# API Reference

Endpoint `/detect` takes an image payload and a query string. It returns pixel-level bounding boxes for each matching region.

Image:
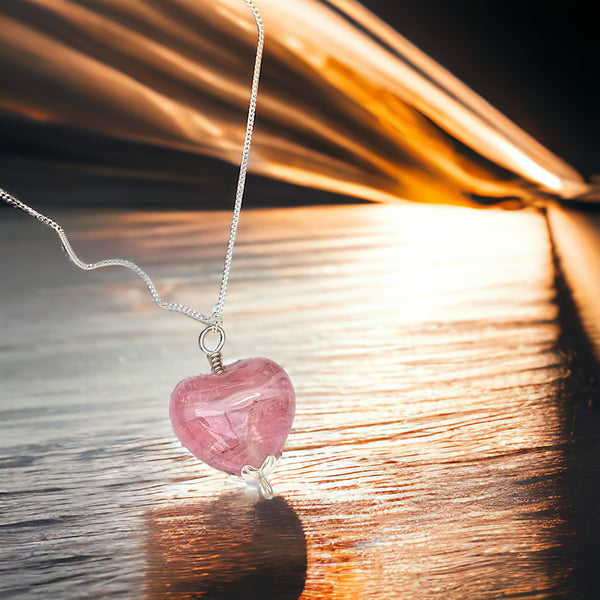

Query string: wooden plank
[1,202,599,599]
[548,204,600,363]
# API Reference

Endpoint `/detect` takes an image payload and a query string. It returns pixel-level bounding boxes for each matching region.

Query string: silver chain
[0,0,264,329]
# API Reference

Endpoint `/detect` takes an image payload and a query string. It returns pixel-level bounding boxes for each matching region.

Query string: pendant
[170,326,295,498]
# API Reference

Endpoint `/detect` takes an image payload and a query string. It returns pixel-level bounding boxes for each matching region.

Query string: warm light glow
[115,203,563,599]
[0,198,574,596]
[548,204,600,359]
[0,0,590,206]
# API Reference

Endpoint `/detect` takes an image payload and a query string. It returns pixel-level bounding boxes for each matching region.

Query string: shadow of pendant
[144,492,307,600]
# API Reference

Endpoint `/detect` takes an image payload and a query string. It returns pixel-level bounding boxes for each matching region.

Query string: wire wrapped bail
[199,325,226,374]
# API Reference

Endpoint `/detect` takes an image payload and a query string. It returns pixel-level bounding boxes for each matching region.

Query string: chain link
[0,0,264,328]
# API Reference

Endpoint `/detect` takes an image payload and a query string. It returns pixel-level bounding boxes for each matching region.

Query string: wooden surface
[1,202,599,599]
[548,204,600,364]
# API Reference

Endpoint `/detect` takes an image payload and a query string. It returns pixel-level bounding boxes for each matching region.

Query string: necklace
[0,0,295,500]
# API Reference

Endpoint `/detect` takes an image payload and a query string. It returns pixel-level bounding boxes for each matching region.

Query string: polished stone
[170,358,296,476]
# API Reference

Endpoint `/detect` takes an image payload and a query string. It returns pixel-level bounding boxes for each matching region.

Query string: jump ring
[199,325,226,354]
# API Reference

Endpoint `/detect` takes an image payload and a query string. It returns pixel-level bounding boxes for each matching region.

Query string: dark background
[363,0,599,179]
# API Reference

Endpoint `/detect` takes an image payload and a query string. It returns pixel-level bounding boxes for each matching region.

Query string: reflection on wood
[548,204,600,363]
[1,203,599,599]
[146,494,306,599]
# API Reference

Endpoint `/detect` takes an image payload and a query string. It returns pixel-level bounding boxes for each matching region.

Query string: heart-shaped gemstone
[170,358,295,476]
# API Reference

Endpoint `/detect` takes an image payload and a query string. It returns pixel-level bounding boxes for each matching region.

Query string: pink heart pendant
[169,358,295,477]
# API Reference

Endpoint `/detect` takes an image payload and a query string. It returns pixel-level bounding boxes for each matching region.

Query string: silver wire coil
[207,351,225,374]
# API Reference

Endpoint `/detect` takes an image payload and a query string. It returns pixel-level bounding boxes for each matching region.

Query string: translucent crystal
[170,358,295,476]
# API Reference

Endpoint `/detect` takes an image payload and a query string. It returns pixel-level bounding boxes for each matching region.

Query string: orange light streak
[0,0,592,206]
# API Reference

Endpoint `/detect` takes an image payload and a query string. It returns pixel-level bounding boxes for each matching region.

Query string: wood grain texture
[1,203,599,599]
